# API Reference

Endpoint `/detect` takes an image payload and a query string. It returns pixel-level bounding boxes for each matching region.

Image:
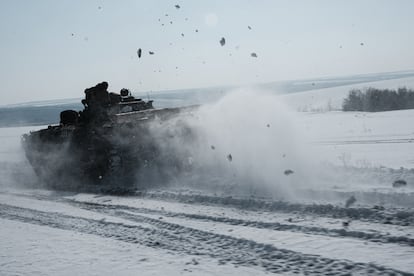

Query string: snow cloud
[155,88,316,199]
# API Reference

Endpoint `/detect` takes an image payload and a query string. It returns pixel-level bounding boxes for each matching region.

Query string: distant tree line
[342,87,414,112]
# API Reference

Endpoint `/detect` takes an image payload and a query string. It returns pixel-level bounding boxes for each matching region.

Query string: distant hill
[0,102,83,127]
[1,70,414,127]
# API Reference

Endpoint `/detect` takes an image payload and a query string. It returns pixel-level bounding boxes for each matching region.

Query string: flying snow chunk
[284,169,294,176]
[251,52,258,58]
[149,51,155,55]
[227,154,232,162]
[175,4,180,9]
[220,37,226,46]
[137,48,142,58]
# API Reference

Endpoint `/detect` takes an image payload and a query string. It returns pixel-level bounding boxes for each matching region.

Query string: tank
[21,82,197,193]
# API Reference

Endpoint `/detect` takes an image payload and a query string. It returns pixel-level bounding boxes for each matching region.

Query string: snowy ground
[0,186,413,275]
[1,78,414,275]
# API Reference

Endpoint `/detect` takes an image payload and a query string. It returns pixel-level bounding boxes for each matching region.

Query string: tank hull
[22,105,198,193]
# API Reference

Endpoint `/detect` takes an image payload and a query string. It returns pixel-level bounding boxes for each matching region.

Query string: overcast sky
[1,0,414,105]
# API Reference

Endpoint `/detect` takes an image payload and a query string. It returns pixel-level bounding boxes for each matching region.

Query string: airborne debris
[360,42,364,46]
[266,124,270,128]
[149,51,155,55]
[342,220,351,227]
[227,154,232,162]
[345,195,356,208]
[220,37,226,46]
[174,4,180,9]
[284,169,294,176]
[248,26,252,30]
[210,145,215,150]
[181,33,185,37]
[393,179,407,188]
[137,48,142,58]
[250,52,258,58]
[195,29,199,32]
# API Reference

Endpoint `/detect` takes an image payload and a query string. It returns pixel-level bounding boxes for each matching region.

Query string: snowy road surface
[1,189,413,275]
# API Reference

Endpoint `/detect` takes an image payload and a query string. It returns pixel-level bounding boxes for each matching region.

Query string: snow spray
[153,88,316,199]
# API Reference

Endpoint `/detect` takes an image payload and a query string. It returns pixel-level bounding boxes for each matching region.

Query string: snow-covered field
[1,78,414,275]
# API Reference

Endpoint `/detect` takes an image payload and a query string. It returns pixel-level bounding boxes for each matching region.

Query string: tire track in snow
[118,209,414,273]
[76,200,414,247]
[0,203,411,276]
[315,138,414,145]
[2,190,414,247]
[136,191,414,226]
[4,189,414,227]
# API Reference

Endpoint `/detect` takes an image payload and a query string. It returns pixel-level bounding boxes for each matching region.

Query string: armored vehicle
[22,82,197,193]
